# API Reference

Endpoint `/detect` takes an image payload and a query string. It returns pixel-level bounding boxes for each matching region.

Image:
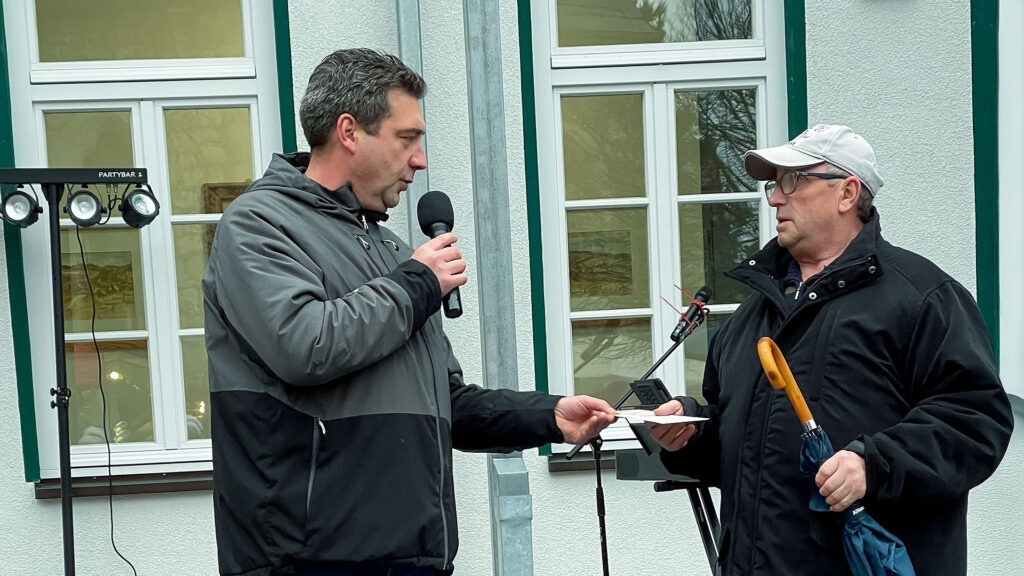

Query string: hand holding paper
[643,399,701,452]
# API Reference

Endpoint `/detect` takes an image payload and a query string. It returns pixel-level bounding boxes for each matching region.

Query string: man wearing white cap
[649,124,1013,574]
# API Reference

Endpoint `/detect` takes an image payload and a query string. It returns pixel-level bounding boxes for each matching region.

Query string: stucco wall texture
[0,1,1019,575]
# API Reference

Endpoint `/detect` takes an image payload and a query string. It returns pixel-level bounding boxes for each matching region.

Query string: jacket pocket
[305,417,325,516]
[803,305,840,402]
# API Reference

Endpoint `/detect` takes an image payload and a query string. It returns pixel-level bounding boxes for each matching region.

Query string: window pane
[676,88,757,195]
[568,208,649,311]
[66,340,153,445]
[181,335,211,440]
[60,228,146,333]
[681,313,727,403]
[45,111,140,220]
[572,318,652,404]
[562,94,645,200]
[174,224,217,329]
[35,0,244,62]
[165,107,254,215]
[679,201,758,304]
[45,110,134,168]
[557,0,752,48]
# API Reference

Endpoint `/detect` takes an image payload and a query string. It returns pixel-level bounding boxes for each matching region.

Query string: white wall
[805,1,1024,574]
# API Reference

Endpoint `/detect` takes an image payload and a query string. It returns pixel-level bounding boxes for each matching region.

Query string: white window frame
[4,0,282,478]
[998,0,1023,400]
[25,0,257,83]
[532,0,789,453]
[546,0,768,68]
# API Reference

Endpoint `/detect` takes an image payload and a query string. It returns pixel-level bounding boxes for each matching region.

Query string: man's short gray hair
[299,48,426,148]
[825,163,873,223]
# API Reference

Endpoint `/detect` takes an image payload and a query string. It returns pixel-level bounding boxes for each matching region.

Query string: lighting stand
[0,168,151,576]
[43,182,76,576]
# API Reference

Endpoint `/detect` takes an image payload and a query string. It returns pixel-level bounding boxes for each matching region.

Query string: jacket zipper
[741,255,874,570]
[362,212,451,568]
[306,417,325,515]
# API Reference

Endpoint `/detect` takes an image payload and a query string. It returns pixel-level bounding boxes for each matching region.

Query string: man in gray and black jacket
[202,48,616,576]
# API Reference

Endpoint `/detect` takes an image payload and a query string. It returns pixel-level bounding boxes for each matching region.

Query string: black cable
[75,225,138,576]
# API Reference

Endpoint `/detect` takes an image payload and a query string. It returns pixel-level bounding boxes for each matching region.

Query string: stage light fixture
[1,186,42,228]
[119,185,160,229]
[64,186,104,226]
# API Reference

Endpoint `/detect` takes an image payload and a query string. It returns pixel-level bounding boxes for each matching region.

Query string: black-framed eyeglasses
[764,171,848,200]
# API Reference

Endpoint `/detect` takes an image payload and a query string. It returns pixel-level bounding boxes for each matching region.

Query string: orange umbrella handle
[757,337,815,428]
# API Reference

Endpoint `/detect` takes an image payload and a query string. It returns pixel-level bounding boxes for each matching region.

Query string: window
[4,0,283,478]
[529,0,789,452]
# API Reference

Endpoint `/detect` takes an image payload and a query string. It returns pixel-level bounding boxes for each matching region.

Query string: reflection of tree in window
[699,88,758,303]
[677,86,759,304]
[557,0,752,47]
[695,0,752,42]
[697,88,757,194]
[572,318,652,404]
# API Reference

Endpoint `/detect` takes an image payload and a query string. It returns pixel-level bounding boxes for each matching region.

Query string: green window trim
[518,0,808,456]
[784,0,807,138]
[0,2,297,482]
[518,0,551,454]
[273,0,298,154]
[0,4,42,483]
[971,0,999,357]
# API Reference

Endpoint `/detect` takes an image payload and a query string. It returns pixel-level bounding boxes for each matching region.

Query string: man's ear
[837,177,861,215]
[337,114,359,153]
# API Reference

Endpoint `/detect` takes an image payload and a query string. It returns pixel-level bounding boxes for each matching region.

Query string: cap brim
[743,145,825,181]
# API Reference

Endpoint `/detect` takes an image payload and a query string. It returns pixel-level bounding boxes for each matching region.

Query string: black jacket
[662,210,1013,575]
[203,153,564,576]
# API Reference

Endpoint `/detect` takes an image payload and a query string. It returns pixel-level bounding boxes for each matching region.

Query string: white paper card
[615,409,709,425]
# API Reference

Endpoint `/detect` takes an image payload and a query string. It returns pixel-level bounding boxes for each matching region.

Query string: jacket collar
[271,153,391,223]
[729,208,885,309]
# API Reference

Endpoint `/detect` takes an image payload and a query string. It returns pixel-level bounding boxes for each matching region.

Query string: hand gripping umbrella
[756,337,915,576]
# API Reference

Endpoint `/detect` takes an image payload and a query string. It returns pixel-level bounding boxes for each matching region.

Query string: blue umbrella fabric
[798,427,915,575]
[757,337,916,576]
[798,427,835,512]
[842,505,916,576]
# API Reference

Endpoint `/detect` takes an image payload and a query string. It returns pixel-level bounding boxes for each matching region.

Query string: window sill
[34,470,212,499]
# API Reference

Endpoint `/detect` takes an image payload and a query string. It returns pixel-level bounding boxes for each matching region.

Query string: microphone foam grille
[417,190,454,236]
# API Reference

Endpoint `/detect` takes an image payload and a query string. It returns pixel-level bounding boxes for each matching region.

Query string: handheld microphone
[670,286,711,342]
[416,190,463,319]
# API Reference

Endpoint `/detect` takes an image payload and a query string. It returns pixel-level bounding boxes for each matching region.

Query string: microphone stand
[568,310,706,576]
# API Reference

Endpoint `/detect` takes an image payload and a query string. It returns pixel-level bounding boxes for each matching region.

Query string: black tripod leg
[699,486,722,553]
[687,487,718,575]
[592,438,610,576]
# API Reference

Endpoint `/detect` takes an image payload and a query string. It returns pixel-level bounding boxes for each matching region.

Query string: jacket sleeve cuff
[843,439,866,457]
[386,259,441,332]
[675,395,701,416]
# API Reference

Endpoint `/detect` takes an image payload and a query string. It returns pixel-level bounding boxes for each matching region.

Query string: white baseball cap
[743,124,884,194]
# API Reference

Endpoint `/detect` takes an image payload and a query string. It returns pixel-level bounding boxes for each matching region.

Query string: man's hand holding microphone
[411,232,467,298]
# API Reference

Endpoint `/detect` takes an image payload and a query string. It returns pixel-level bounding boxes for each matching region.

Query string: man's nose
[410,145,427,170]
[766,186,786,207]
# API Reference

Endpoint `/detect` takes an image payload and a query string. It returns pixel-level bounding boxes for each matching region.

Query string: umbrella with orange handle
[757,337,915,576]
